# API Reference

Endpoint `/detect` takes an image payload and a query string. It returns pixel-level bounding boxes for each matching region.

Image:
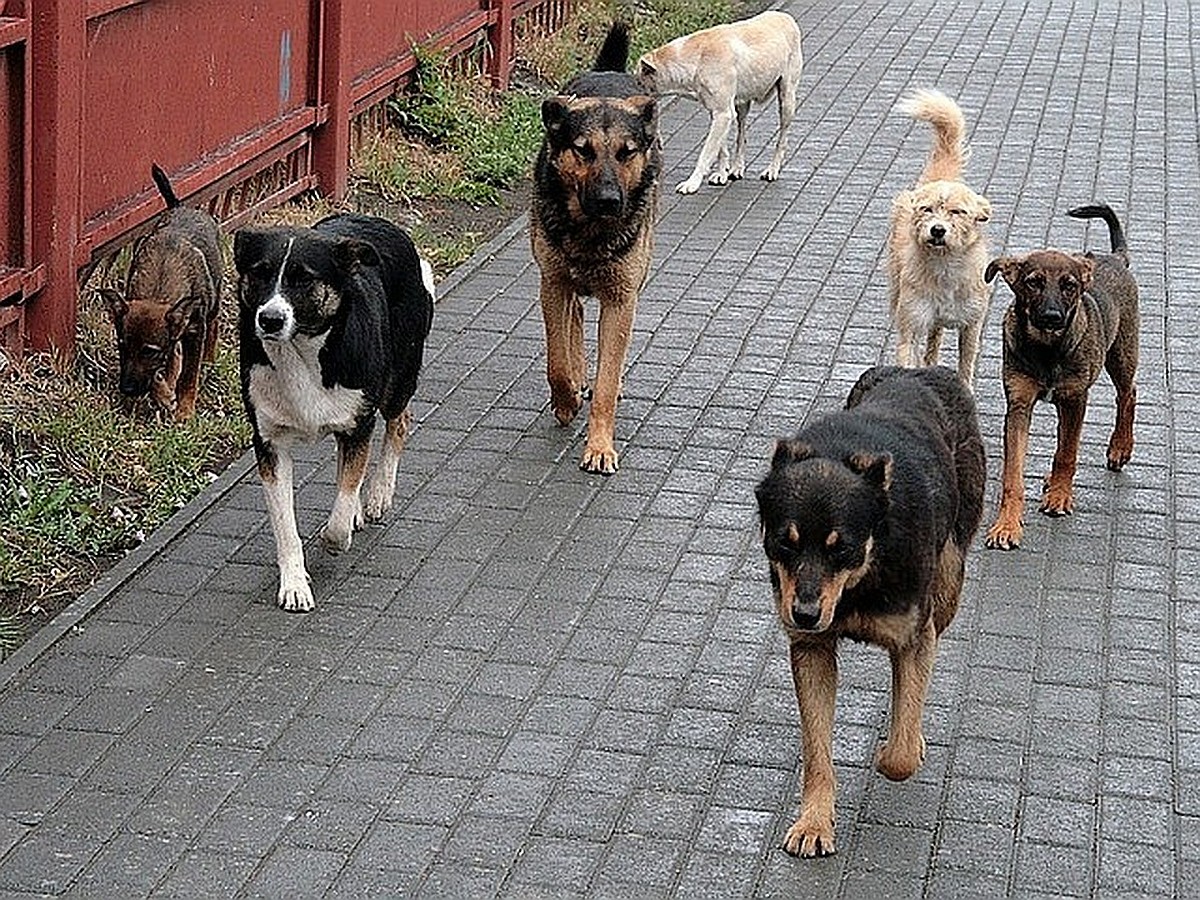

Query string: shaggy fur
[886,89,992,388]
[531,22,661,474]
[637,10,803,194]
[983,203,1139,550]
[756,365,985,858]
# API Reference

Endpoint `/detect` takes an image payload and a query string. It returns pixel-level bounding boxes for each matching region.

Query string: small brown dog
[531,22,660,474]
[102,164,223,421]
[887,89,992,388]
[984,204,1139,550]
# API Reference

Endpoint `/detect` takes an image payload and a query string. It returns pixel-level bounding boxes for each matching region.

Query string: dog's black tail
[150,162,181,209]
[593,21,630,73]
[1067,203,1127,256]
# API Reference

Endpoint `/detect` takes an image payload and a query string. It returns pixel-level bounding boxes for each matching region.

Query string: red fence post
[312,0,350,201]
[487,0,514,89]
[27,0,85,356]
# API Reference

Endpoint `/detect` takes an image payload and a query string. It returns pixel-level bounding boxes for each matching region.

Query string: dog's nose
[1036,308,1066,330]
[789,601,823,632]
[929,224,946,241]
[257,311,287,335]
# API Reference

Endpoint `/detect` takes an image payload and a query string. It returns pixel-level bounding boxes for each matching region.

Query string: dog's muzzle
[926,224,947,247]
[255,296,295,342]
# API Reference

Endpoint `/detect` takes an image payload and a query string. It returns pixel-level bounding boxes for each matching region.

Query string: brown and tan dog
[984,204,1139,550]
[102,163,223,421]
[531,22,660,474]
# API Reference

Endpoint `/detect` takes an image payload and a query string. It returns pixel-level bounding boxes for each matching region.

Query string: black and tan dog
[755,365,985,858]
[234,213,434,612]
[531,21,660,474]
[102,163,223,421]
[984,204,1139,550]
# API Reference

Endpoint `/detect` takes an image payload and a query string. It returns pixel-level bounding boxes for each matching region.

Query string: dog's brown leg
[203,311,219,363]
[930,538,965,636]
[320,430,369,553]
[922,326,944,367]
[783,639,838,858]
[1042,392,1086,516]
[173,335,203,422]
[1105,342,1138,470]
[877,617,936,781]
[540,272,584,426]
[581,294,635,474]
[364,406,412,521]
[986,374,1039,549]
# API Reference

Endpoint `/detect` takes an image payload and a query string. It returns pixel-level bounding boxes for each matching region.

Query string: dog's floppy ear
[333,237,381,273]
[166,294,198,341]
[233,228,268,274]
[100,288,128,323]
[771,439,815,468]
[974,195,992,223]
[845,451,893,491]
[985,255,1021,285]
[891,189,915,215]
[1073,254,1096,291]
[636,56,658,91]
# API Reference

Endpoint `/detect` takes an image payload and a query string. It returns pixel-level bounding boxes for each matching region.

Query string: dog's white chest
[249,335,365,442]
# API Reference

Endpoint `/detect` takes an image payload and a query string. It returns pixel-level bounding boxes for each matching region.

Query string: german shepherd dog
[234,214,434,612]
[531,21,660,474]
[755,366,985,857]
[102,163,223,420]
[984,203,1139,549]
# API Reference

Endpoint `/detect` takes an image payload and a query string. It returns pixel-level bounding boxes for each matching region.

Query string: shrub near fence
[0,0,570,360]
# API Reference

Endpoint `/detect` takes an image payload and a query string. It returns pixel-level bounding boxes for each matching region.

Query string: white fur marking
[250,332,366,443]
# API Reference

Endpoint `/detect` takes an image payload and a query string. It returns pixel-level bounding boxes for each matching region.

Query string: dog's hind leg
[679,104,734,194]
[784,640,838,857]
[364,406,412,521]
[762,76,796,182]
[259,444,313,612]
[876,617,936,781]
[922,326,944,368]
[1105,342,1137,471]
[728,100,751,181]
[321,428,370,553]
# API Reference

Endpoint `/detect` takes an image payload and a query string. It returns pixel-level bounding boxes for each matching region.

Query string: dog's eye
[571,142,595,162]
[1023,273,1045,289]
[919,205,934,214]
[949,208,966,216]
[1060,277,1078,293]
[140,346,162,361]
[285,268,313,287]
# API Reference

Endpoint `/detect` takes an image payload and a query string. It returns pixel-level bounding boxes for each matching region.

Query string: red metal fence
[0,0,569,358]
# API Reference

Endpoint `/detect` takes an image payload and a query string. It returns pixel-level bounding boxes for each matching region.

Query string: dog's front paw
[759,166,781,182]
[550,383,584,426]
[363,481,394,522]
[782,812,836,858]
[1106,440,1133,471]
[320,497,362,553]
[277,576,314,613]
[876,734,925,782]
[708,169,730,186]
[675,178,702,195]
[580,443,619,475]
[985,517,1023,550]
[1039,482,1074,517]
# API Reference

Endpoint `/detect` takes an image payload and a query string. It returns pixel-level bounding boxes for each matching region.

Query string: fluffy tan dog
[886,89,992,388]
[637,11,803,194]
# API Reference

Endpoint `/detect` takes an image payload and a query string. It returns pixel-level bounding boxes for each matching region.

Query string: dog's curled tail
[150,162,181,209]
[593,21,631,73]
[897,89,968,184]
[1067,203,1128,258]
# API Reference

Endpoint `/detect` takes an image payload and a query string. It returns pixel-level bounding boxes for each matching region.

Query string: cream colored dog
[637,11,803,194]
[886,89,992,388]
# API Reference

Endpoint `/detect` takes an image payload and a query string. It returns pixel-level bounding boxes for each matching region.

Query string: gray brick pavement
[1,0,1196,896]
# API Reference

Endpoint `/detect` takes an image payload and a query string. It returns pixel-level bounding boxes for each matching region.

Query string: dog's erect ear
[636,57,658,91]
[333,237,381,273]
[627,95,658,132]
[100,288,128,323]
[542,96,572,140]
[845,451,893,491]
[985,255,1021,285]
[771,439,815,469]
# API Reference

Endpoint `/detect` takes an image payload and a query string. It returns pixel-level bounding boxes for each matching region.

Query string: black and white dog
[234,213,434,612]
